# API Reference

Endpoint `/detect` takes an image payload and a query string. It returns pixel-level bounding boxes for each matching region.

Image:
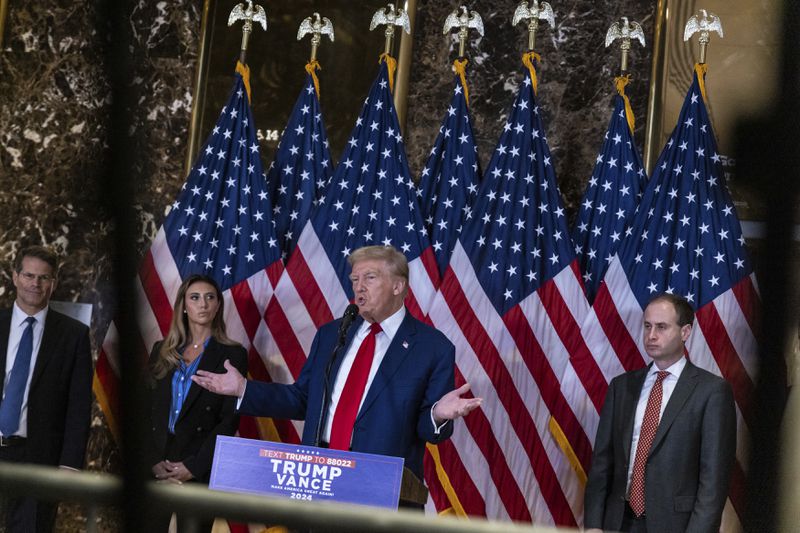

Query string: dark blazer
[146,338,247,482]
[0,307,93,469]
[240,310,455,480]
[584,360,736,533]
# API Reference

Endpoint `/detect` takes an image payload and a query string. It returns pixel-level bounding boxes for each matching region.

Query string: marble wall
[405,0,657,221]
[0,0,199,530]
[0,0,654,530]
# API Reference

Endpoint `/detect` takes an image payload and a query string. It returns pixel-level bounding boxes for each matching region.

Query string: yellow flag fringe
[522,51,542,95]
[614,74,636,133]
[235,61,252,103]
[379,53,397,93]
[426,443,468,516]
[305,60,322,98]
[549,416,588,486]
[695,62,709,103]
[453,58,470,107]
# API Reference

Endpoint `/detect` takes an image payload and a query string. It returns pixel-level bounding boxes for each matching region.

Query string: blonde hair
[150,274,238,379]
[348,245,409,281]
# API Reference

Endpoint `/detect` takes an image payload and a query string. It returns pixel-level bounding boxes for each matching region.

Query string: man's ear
[393,278,407,296]
[680,323,692,342]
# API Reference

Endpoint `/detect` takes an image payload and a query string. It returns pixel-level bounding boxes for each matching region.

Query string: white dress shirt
[2,303,49,437]
[626,357,687,493]
[237,306,448,442]
[322,306,406,442]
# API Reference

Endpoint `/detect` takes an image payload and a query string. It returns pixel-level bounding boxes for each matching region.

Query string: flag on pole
[93,63,284,441]
[265,55,441,442]
[265,65,333,261]
[427,53,591,526]
[572,77,647,303]
[577,64,758,532]
[417,59,480,277]
[415,59,484,516]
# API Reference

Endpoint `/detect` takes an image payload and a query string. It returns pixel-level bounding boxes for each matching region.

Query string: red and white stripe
[426,241,594,526]
[95,227,292,442]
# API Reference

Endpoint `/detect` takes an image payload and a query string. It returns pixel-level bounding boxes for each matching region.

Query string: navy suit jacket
[584,360,736,533]
[240,310,455,479]
[146,339,247,482]
[0,307,92,469]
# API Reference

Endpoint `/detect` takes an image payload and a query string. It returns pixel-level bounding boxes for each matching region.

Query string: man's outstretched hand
[192,359,246,398]
[433,383,482,424]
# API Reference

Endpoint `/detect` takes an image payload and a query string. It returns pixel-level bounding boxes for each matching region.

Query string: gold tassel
[522,51,542,95]
[695,62,709,103]
[235,61,252,103]
[453,58,470,107]
[614,74,636,134]
[379,53,397,93]
[305,60,322,98]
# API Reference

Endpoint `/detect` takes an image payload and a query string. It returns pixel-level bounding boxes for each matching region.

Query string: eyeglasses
[19,272,55,283]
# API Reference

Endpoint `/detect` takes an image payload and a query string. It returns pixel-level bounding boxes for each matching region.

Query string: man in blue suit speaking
[193,245,480,491]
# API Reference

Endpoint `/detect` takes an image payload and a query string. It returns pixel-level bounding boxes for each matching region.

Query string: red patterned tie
[629,370,670,517]
[329,322,382,450]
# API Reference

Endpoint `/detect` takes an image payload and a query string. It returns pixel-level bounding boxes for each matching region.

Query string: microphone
[337,303,360,341]
[315,303,360,447]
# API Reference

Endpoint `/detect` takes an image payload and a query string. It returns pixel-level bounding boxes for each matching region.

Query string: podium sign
[210,436,405,509]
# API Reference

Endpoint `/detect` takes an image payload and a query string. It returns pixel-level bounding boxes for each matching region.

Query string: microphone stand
[313,308,357,447]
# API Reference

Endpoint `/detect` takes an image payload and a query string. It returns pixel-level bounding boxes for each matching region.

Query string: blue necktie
[0,316,36,436]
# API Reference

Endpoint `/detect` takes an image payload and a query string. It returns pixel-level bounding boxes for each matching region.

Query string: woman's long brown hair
[150,274,238,379]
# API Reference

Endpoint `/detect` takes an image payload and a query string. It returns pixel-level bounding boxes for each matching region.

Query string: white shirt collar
[359,305,405,340]
[648,356,687,379]
[11,302,48,328]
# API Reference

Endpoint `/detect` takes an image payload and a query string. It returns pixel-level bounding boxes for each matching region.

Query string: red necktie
[329,322,382,450]
[629,370,669,517]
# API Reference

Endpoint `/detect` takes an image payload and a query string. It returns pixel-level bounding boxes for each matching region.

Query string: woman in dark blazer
[145,274,247,529]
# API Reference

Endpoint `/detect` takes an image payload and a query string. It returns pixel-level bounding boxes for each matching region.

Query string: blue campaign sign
[209,436,405,509]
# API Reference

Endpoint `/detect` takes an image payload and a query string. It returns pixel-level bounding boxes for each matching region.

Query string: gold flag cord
[695,62,709,103]
[305,59,322,98]
[614,74,636,134]
[521,51,542,95]
[235,61,252,103]
[549,416,588,486]
[379,53,398,93]
[453,58,470,107]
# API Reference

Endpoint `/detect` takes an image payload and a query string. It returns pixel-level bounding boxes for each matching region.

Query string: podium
[210,436,426,509]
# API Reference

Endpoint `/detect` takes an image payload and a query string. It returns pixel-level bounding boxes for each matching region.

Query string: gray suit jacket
[584,360,736,533]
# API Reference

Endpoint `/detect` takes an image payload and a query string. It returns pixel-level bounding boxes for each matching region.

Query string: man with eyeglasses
[0,246,92,532]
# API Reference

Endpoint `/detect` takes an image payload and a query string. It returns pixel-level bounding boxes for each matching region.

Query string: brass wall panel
[187,1,414,173]
[0,0,7,50]
[645,0,782,221]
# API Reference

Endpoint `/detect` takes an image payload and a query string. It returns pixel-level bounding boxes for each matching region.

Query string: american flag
[571,89,647,303]
[266,57,440,442]
[417,69,480,277]
[415,65,484,515]
[576,66,758,532]
[426,61,591,525]
[265,71,333,261]
[94,63,284,442]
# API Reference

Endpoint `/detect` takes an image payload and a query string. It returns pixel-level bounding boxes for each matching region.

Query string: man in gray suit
[584,293,736,533]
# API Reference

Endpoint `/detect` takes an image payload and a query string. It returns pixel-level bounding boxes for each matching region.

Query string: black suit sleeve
[183,345,248,480]
[584,375,620,529]
[686,378,736,533]
[59,323,93,469]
